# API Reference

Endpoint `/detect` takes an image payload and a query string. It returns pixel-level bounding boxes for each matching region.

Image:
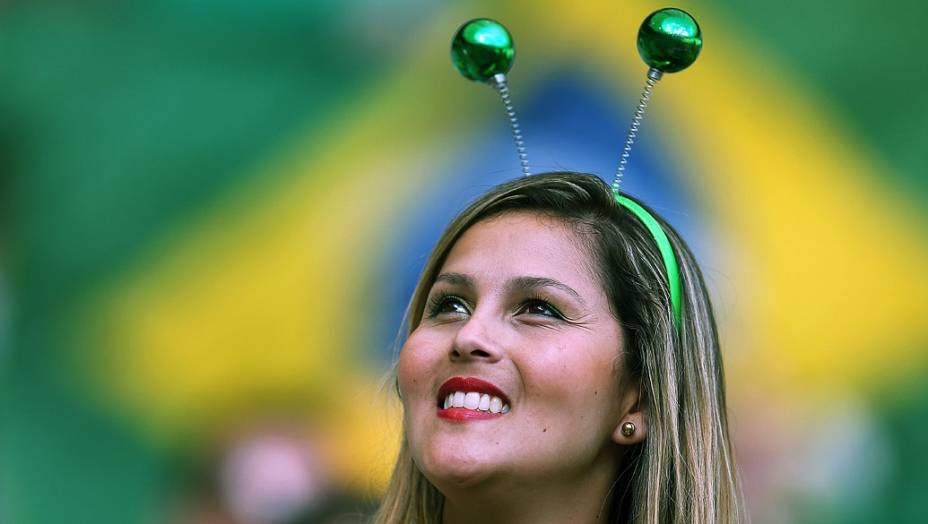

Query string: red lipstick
[437,377,511,405]
[436,377,511,421]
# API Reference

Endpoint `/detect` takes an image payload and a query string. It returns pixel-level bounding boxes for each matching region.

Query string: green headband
[451,8,702,329]
[614,193,683,327]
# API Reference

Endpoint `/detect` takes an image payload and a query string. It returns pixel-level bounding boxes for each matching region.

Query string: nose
[450,312,504,363]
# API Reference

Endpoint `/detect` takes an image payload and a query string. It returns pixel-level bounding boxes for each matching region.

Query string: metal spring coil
[494,74,531,177]
[613,70,662,193]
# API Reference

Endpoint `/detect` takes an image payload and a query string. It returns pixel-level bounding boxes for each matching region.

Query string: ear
[611,378,648,445]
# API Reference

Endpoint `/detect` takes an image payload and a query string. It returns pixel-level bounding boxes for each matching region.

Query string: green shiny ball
[637,8,702,73]
[451,18,515,82]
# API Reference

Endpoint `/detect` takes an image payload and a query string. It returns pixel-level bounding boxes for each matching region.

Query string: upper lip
[437,376,511,406]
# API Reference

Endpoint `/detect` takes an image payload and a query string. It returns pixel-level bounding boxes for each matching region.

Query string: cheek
[522,337,622,414]
[396,343,423,404]
[397,329,452,471]
[396,329,445,404]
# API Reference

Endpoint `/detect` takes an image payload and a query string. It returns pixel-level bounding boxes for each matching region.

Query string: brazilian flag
[1,1,926,523]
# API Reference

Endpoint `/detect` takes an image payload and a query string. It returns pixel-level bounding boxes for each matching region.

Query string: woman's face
[398,211,634,492]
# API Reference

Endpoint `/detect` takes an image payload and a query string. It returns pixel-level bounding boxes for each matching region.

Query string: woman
[375,172,744,523]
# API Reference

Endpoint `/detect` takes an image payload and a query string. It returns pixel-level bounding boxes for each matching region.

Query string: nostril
[470,349,491,358]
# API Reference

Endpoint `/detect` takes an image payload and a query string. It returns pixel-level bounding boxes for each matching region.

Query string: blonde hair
[375,172,744,523]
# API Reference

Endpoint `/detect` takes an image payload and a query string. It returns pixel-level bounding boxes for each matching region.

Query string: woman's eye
[428,295,470,317]
[519,299,564,319]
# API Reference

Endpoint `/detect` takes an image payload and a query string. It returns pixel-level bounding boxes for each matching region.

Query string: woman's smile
[437,376,511,420]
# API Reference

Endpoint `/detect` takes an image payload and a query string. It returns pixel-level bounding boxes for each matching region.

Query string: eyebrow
[433,273,586,307]
[433,272,475,288]
[507,276,587,307]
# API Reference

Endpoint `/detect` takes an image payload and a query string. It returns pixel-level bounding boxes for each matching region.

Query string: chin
[417,441,502,491]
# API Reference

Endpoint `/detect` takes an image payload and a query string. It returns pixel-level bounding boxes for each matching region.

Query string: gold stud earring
[621,421,636,437]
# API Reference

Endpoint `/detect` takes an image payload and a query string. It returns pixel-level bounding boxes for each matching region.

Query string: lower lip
[437,408,503,421]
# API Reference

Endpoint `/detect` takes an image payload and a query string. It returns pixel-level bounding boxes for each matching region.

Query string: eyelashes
[426,293,469,318]
[518,298,565,319]
[425,292,566,321]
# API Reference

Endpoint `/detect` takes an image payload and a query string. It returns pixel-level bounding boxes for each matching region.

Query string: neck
[440,456,620,524]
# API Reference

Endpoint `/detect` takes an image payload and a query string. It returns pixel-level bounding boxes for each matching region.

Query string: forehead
[440,212,599,289]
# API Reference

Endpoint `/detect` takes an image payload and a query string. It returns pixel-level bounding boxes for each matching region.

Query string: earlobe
[612,380,648,445]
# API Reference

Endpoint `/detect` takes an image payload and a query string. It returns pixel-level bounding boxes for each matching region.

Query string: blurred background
[1,0,926,522]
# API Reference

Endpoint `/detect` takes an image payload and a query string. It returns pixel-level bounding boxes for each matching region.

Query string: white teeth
[442,391,510,414]
[464,392,480,409]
